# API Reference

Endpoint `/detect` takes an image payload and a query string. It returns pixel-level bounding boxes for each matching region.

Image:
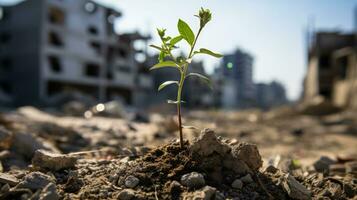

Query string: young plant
[150,8,222,148]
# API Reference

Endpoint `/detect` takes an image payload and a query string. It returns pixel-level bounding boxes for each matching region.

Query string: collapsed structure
[303,10,357,109]
[0,0,152,107]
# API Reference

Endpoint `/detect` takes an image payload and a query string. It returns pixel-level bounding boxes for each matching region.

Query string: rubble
[32,149,77,171]
[16,172,55,190]
[124,175,140,188]
[180,172,206,189]
[313,156,336,173]
[231,179,243,189]
[38,183,59,200]
[282,174,311,200]
[0,173,19,186]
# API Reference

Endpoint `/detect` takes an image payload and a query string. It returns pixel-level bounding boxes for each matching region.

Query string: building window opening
[48,6,65,25]
[89,41,101,54]
[48,56,62,73]
[337,56,348,80]
[319,55,330,69]
[48,31,63,47]
[87,26,99,35]
[1,58,12,72]
[0,33,11,44]
[0,82,12,95]
[118,48,128,58]
[85,63,100,77]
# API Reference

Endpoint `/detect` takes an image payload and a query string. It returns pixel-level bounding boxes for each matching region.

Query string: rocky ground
[0,106,356,199]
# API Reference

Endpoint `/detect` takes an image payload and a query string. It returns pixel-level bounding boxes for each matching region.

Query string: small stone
[240,174,253,184]
[17,172,55,190]
[313,156,336,173]
[201,186,217,199]
[117,189,135,200]
[39,183,59,200]
[181,172,205,189]
[0,173,19,186]
[282,174,311,200]
[32,149,77,171]
[231,179,243,189]
[124,176,139,188]
[0,126,12,149]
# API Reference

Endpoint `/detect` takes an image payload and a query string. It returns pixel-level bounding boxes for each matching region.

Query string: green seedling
[149,8,222,148]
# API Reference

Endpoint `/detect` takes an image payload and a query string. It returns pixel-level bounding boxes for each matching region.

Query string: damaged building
[0,0,152,107]
[303,29,357,109]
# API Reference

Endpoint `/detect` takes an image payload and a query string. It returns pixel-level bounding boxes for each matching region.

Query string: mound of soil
[0,129,356,200]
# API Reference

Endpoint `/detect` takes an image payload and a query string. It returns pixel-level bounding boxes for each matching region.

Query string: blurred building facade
[255,81,288,110]
[0,0,153,107]
[303,30,357,109]
[214,49,256,109]
[149,55,212,108]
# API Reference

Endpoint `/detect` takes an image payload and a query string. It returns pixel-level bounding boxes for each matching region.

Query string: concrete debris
[282,174,311,200]
[32,149,77,171]
[190,128,230,157]
[0,173,19,186]
[313,156,336,173]
[240,174,254,184]
[231,143,262,171]
[39,183,59,200]
[16,172,55,190]
[181,172,206,189]
[231,179,243,189]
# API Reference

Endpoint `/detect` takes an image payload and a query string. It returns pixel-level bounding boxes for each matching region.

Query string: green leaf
[186,73,212,89]
[150,61,178,70]
[170,35,183,46]
[177,19,195,46]
[158,81,179,91]
[158,52,165,62]
[194,48,223,58]
[149,44,162,51]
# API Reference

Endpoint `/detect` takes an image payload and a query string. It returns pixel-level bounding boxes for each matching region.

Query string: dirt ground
[0,106,356,199]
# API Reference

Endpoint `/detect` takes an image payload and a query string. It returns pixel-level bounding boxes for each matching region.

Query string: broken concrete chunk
[0,126,12,149]
[313,156,336,173]
[32,149,77,171]
[181,172,205,189]
[231,179,243,189]
[231,142,262,171]
[282,174,311,200]
[0,173,19,186]
[39,183,59,200]
[190,128,230,157]
[240,174,254,184]
[17,172,55,190]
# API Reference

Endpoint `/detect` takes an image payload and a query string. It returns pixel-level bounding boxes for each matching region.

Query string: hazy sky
[1,0,356,100]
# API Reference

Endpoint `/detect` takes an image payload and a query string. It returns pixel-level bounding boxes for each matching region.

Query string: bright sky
[1,0,356,100]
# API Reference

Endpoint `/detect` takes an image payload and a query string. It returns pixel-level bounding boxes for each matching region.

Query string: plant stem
[176,26,203,148]
[177,69,185,148]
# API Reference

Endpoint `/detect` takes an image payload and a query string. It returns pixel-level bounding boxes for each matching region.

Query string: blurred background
[0,0,356,176]
[0,0,356,112]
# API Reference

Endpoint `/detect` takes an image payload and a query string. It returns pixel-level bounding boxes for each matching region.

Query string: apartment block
[0,0,152,107]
